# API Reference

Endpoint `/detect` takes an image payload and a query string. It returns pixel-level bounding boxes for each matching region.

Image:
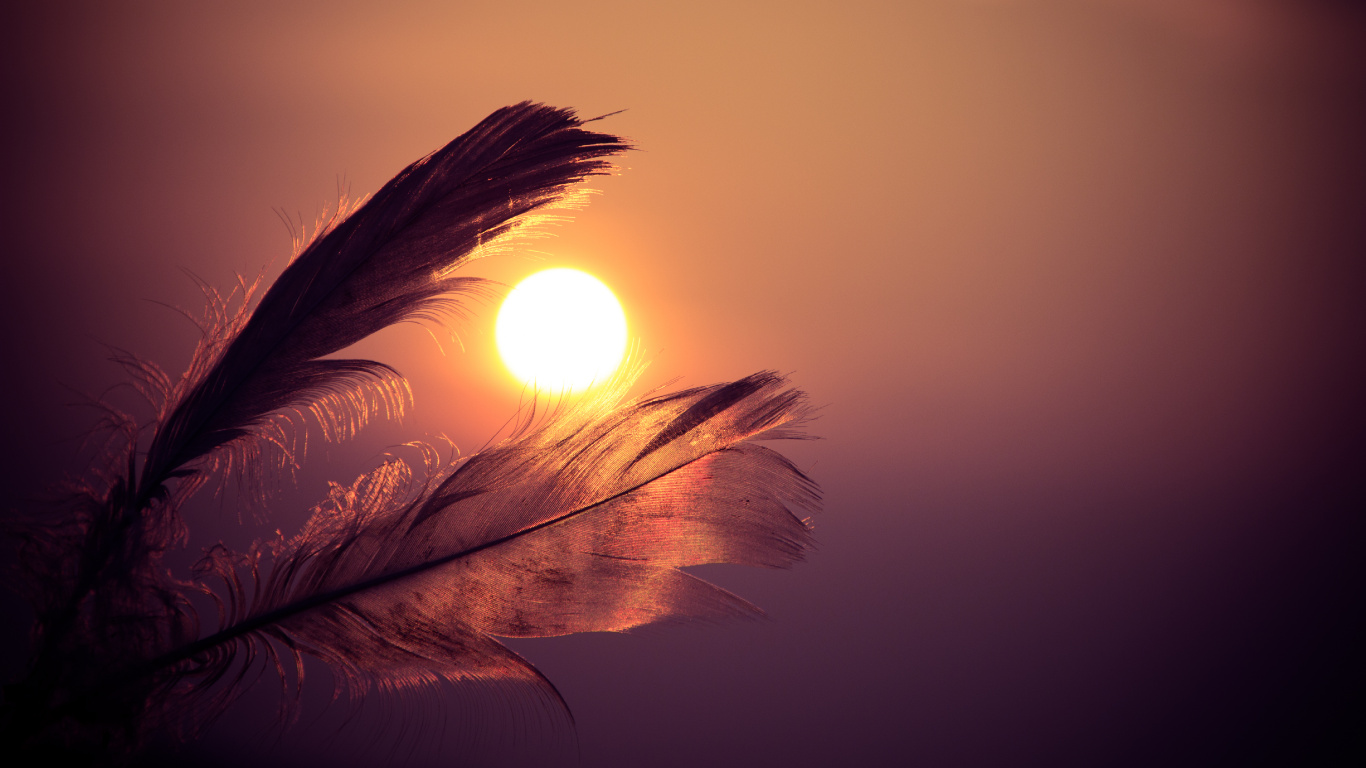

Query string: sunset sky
[2,2,1363,765]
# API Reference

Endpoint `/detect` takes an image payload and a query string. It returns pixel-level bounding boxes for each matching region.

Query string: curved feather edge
[146,369,818,736]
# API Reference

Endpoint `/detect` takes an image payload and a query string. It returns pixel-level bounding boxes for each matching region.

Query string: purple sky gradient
[2,2,1363,765]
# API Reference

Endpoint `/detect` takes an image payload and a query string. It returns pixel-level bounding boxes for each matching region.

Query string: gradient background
[2,1,1363,765]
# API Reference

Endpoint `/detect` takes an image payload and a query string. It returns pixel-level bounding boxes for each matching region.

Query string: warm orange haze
[495,268,628,393]
[1,1,1363,767]
[0,102,825,764]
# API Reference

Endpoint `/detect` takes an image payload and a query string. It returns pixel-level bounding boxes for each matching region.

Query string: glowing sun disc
[495,268,627,393]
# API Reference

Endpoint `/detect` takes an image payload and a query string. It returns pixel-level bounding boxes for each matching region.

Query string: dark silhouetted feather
[139,102,629,512]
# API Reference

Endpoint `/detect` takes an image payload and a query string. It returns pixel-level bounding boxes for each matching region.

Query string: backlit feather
[163,371,817,726]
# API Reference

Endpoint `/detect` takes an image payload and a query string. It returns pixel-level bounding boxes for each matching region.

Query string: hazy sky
[2,2,1363,765]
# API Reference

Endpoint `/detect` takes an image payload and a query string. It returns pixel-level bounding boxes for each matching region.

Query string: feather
[151,370,818,731]
[138,102,629,512]
[3,105,821,764]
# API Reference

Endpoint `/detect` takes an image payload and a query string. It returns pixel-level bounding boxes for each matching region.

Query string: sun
[495,268,628,393]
